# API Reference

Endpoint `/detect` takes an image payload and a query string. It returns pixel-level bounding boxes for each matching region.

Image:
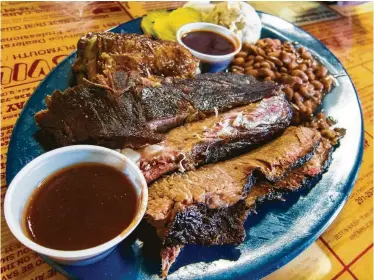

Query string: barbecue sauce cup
[177,22,242,73]
[4,145,148,265]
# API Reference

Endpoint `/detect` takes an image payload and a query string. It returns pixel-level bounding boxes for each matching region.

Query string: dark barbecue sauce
[24,163,138,250]
[182,30,236,56]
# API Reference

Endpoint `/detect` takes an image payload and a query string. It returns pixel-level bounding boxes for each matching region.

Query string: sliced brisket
[72,32,199,83]
[139,95,293,183]
[137,85,195,133]
[148,126,321,242]
[139,73,280,132]
[245,137,334,211]
[35,71,282,149]
[34,81,162,149]
[149,126,321,276]
[165,200,249,247]
[170,73,279,115]
[98,71,281,133]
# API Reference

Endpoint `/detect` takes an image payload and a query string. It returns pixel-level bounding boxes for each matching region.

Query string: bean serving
[305,113,346,146]
[230,38,335,123]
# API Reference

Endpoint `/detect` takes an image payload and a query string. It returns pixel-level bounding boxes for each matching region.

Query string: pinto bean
[283,87,294,100]
[253,62,261,69]
[268,51,281,58]
[291,69,308,82]
[236,51,248,58]
[301,51,312,59]
[247,55,255,61]
[244,60,254,68]
[242,43,251,52]
[258,68,275,78]
[315,66,328,78]
[268,56,283,67]
[281,74,296,86]
[321,76,333,92]
[232,57,245,66]
[260,61,271,69]
[275,72,282,80]
[231,65,244,73]
[298,47,306,55]
[287,60,298,71]
[307,72,315,81]
[244,69,258,78]
[311,80,324,91]
[255,55,265,62]
[297,64,308,72]
[299,86,313,99]
[280,51,291,64]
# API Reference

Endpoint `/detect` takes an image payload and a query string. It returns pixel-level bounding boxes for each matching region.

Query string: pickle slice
[153,16,176,41]
[169,7,202,33]
[141,10,170,36]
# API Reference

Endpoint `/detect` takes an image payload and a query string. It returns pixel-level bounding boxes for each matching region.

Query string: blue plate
[6,13,363,280]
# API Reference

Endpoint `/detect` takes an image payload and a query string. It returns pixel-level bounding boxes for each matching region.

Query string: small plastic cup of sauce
[177,22,242,73]
[4,145,148,266]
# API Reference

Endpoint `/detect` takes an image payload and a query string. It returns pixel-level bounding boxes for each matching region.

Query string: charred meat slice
[147,163,255,238]
[147,126,321,276]
[91,70,193,133]
[139,72,280,132]
[245,137,334,210]
[35,81,162,149]
[171,73,280,114]
[97,71,281,133]
[146,126,321,241]
[138,85,195,133]
[192,72,259,85]
[160,201,247,277]
[72,32,199,83]
[158,133,337,277]
[163,72,260,88]
[164,200,249,247]
[35,71,281,149]
[249,125,321,182]
[140,95,293,183]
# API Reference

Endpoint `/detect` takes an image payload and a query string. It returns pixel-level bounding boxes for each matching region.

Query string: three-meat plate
[5,12,363,280]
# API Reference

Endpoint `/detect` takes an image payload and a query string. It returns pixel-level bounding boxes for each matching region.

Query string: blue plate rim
[5,12,364,280]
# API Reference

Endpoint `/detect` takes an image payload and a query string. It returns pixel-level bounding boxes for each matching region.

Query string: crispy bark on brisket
[35,71,282,149]
[164,200,249,247]
[160,135,334,277]
[34,81,162,149]
[96,71,281,133]
[245,137,334,211]
[165,72,280,118]
[140,95,293,183]
[72,32,199,83]
[146,126,321,276]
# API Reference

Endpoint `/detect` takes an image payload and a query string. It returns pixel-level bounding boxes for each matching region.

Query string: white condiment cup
[4,145,148,266]
[177,22,242,73]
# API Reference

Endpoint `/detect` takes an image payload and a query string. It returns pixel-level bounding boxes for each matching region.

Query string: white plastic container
[4,145,148,266]
[177,22,242,73]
